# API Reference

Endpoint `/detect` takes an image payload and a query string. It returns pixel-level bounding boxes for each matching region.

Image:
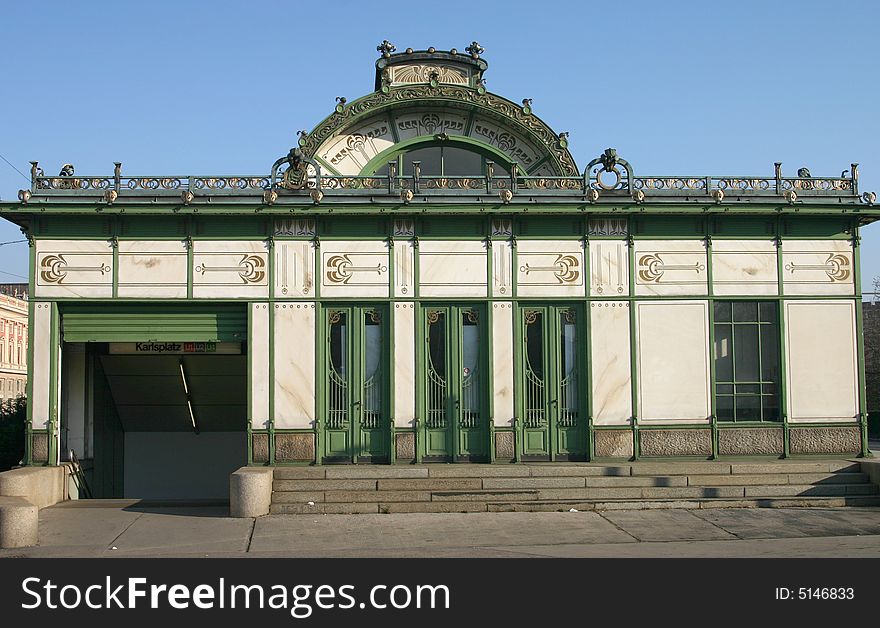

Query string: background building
[0,286,28,402]
[1,44,877,499]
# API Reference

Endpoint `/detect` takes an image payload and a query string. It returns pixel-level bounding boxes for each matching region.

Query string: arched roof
[297,44,579,177]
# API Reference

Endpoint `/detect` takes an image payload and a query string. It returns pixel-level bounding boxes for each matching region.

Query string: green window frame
[713,301,781,422]
[372,143,510,177]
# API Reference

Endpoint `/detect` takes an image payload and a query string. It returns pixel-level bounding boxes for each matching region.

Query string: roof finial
[466,41,484,59]
[377,40,396,58]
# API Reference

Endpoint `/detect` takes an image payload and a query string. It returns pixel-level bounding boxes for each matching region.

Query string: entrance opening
[62,342,247,500]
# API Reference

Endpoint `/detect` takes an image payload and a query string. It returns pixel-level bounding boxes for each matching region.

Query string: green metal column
[627,220,639,460]
[705,229,718,459]
[776,219,790,458]
[853,224,870,457]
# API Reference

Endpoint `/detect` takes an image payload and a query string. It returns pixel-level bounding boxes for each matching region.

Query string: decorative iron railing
[22,153,865,202]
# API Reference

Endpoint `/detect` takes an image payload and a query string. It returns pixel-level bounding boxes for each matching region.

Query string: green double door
[519,305,588,461]
[323,305,389,463]
[422,305,488,462]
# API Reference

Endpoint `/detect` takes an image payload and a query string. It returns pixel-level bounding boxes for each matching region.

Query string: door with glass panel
[423,305,488,461]
[519,305,587,461]
[323,306,389,463]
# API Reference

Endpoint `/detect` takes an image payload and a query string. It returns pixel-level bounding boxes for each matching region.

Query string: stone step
[269,495,880,515]
[271,471,870,493]
[687,472,871,486]
[270,461,863,481]
[729,461,861,475]
[742,484,879,497]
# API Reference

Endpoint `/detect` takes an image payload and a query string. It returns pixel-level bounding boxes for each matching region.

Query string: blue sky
[1,0,878,291]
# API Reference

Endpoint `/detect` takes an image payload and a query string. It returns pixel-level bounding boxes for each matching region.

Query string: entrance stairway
[270,460,880,514]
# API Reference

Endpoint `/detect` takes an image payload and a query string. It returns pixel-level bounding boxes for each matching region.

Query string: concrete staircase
[270,460,880,514]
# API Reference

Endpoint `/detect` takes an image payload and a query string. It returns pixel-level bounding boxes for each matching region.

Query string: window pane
[734,324,760,381]
[759,301,777,324]
[760,324,779,383]
[405,147,442,176]
[442,147,483,176]
[716,383,734,394]
[714,301,731,322]
[716,394,734,421]
[525,312,544,379]
[714,323,733,381]
[735,383,760,395]
[762,395,780,421]
[736,394,761,421]
[733,301,758,322]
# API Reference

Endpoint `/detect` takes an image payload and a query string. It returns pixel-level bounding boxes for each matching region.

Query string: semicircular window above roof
[370,142,510,177]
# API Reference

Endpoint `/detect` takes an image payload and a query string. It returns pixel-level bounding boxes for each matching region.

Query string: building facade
[2,43,877,498]
[0,289,28,403]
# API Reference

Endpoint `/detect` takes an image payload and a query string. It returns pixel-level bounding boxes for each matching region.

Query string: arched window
[372,144,511,177]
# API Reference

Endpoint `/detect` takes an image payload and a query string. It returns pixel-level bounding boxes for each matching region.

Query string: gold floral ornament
[194,255,266,284]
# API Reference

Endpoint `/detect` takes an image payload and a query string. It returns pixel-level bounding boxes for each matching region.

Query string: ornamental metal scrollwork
[465,309,478,324]
[195,254,266,284]
[585,148,634,192]
[519,254,580,284]
[523,310,539,325]
[784,253,851,282]
[368,310,382,324]
[563,308,576,324]
[299,84,578,176]
[426,310,442,324]
[328,310,343,325]
[325,254,387,284]
[39,254,111,284]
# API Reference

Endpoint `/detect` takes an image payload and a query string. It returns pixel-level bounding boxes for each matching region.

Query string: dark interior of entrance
[67,345,247,499]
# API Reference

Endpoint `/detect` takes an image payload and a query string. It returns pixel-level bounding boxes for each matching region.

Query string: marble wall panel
[590,301,632,425]
[786,300,858,422]
[590,240,629,297]
[711,239,778,296]
[192,240,269,299]
[492,302,515,427]
[274,303,316,428]
[419,240,487,297]
[636,300,711,422]
[781,239,854,296]
[516,240,585,298]
[117,240,187,298]
[393,302,416,428]
[320,240,390,298]
[35,239,113,298]
[634,239,708,297]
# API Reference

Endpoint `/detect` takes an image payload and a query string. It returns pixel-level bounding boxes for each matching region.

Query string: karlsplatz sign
[108,342,241,355]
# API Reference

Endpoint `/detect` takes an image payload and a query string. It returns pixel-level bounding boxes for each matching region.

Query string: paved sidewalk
[2,503,880,558]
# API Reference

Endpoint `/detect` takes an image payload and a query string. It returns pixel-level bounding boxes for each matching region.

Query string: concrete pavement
[1,502,880,558]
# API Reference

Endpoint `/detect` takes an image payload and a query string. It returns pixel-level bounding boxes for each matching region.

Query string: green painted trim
[414,300,423,463]
[111,232,119,299]
[387,111,400,144]
[853,225,870,457]
[358,136,516,176]
[775,219,790,457]
[314,301,324,464]
[486,296,495,463]
[627,217,639,460]
[512,301,523,462]
[314,156,342,177]
[583,229,594,460]
[48,302,60,466]
[246,304,254,465]
[24,297,35,465]
[705,232,718,458]
[268,302,276,465]
[389,298,397,465]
